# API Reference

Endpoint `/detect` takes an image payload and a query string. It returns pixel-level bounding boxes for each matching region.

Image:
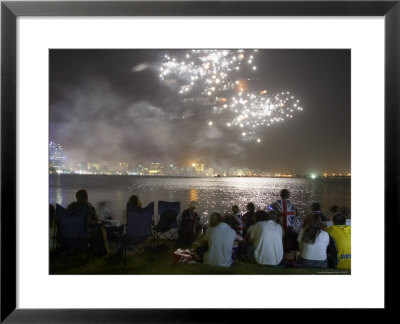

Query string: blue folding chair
[153,201,181,244]
[54,204,89,257]
[50,204,89,264]
[122,202,154,263]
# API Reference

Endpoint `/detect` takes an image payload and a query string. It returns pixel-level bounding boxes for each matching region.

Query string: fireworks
[159,49,303,141]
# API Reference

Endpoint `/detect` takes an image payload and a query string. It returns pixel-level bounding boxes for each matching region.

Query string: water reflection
[49,175,351,223]
[189,188,198,202]
[53,188,63,205]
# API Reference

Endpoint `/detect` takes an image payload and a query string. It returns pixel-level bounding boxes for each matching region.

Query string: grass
[50,240,350,275]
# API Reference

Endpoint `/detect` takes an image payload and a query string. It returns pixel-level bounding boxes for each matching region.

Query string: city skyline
[50,140,350,177]
[50,49,351,174]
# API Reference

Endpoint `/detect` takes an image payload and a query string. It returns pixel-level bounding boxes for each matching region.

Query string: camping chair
[54,204,90,262]
[153,201,181,246]
[122,202,154,264]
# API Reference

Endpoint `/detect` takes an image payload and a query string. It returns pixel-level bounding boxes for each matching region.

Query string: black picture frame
[1,0,398,321]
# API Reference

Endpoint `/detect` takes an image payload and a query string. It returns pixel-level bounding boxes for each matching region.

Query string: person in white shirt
[297,214,329,268]
[244,210,284,266]
[197,211,236,267]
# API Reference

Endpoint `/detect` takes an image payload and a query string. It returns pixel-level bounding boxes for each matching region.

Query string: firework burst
[159,49,304,142]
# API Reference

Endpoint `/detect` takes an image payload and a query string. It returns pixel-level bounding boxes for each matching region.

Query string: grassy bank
[50,241,350,275]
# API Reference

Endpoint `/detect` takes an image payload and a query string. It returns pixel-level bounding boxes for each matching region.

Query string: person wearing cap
[179,201,202,245]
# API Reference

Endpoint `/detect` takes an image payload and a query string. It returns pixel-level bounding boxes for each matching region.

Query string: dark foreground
[50,241,350,275]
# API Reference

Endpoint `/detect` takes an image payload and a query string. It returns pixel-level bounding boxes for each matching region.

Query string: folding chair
[153,201,180,245]
[53,204,90,262]
[122,202,154,264]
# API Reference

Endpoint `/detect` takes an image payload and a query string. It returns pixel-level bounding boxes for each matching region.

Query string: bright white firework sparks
[159,49,304,142]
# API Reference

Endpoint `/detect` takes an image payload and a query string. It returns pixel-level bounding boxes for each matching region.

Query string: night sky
[50,49,350,175]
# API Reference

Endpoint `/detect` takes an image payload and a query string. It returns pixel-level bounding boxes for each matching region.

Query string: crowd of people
[50,188,351,270]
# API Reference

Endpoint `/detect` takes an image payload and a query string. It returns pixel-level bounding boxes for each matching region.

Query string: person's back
[298,229,329,261]
[250,219,283,265]
[297,214,329,268]
[179,201,202,244]
[324,213,351,269]
[243,202,255,229]
[67,190,98,230]
[272,189,300,232]
[243,210,254,228]
[98,202,112,221]
[311,202,327,222]
[204,218,236,267]
[67,189,108,256]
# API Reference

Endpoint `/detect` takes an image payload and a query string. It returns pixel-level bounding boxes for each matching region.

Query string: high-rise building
[195,163,205,172]
[117,162,129,173]
[49,141,65,170]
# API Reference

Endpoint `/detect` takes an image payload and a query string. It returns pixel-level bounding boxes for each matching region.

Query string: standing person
[243,202,255,229]
[243,210,284,266]
[179,201,202,244]
[67,189,109,256]
[297,214,329,268]
[271,189,301,252]
[324,213,351,269]
[197,211,236,267]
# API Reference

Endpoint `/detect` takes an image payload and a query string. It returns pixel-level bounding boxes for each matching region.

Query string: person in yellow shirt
[324,213,351,270]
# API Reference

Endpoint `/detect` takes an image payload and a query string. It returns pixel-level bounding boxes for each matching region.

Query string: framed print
[1,0,398,321]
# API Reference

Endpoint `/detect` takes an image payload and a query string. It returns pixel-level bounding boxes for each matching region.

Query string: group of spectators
[50,188,351,270]
[190,189,351,270]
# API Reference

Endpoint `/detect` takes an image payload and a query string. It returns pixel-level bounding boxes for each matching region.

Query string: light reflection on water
[49,175,351,223]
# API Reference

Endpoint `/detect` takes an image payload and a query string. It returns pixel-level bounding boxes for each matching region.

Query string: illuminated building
[87,163,100,172]
[195,163,204,172]
[118,162,129,173]
[49,141,65,170]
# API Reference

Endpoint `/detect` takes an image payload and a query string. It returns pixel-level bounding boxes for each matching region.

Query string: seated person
[222,213,244,259]
[196,211,236,267]
[311,202,328,221]
[324,213,351,270]
[341,207,351,226]
[98,201,112,221]
[49,204,57,251]
[271,189,301,252]
[243,210,283,266]
[127,195,141,209]
[179,201,202,244]
[330,205,339,217]
[231,205,245,236]
[296,214,329,268]
[123,195,142,223]
[324,206,351,227]
[67,189,109,256]
[243,202,255,229]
